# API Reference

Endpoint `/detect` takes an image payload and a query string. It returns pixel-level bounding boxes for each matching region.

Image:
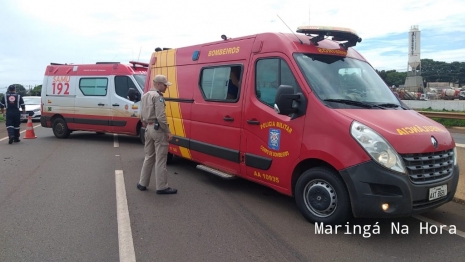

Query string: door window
[115,76,139,99]
[79,78,108,96]
[255,58,301,107]
[200,65,242,102]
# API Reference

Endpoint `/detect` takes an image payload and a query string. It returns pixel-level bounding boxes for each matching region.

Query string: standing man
[137,75,177,194]
[1,85,26,144]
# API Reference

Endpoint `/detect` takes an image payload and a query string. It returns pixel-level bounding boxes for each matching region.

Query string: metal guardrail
[417,111,465,120]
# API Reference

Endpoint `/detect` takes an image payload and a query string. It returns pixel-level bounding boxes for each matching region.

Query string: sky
[1,0,465,92]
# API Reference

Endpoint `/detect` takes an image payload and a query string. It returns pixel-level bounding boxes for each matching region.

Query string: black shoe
[156,187,177,194]
[14,139,20,143]
[8,138,14,144]
[137,183,147,191]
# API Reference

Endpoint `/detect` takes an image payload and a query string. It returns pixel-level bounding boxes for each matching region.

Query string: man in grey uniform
[137,74,177,194]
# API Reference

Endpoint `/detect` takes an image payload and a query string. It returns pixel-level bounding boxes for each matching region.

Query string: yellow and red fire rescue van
[149,26,458,225]
[41,61,148,140]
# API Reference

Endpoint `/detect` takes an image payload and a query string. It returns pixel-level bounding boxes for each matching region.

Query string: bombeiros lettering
[208,46,240,56]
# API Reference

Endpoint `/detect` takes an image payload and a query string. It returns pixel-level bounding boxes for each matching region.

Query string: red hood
[336,109,455,154]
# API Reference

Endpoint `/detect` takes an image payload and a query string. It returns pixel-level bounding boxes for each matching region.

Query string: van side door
[242,55,307,191]
[189,64,244,175]
[72,77,112,132]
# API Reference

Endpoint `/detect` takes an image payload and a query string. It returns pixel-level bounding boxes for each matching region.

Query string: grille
[401,149,454,184]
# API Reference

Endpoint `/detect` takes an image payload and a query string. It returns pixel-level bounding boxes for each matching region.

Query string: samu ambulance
[144,26,459,225]
[41,61,148,140]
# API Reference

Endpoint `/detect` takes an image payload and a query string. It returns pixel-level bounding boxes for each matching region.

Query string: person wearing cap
[137,74,177,194]
[1,85,26,144]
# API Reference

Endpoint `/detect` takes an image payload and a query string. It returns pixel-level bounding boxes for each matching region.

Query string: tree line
[1,59,463,101]
[0,84,42,102]
[376,59,465,88]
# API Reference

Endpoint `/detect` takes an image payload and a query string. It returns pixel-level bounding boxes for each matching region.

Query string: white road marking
[115,170,136,262]
[457,143,465,148]
[413,215,465,238]
[0,124,41,141]
[114,134,119,148]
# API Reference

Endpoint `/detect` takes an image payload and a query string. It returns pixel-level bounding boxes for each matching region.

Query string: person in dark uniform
[0,85,26,144]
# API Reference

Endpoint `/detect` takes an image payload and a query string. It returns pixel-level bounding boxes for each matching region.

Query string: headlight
[351,121,406,173]
[453,147,457,166]
[33,108,40,112]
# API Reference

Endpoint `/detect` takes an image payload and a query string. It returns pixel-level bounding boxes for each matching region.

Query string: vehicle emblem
[431,136,438,149]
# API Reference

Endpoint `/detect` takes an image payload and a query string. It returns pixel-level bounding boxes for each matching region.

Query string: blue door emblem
[268,128,281,150]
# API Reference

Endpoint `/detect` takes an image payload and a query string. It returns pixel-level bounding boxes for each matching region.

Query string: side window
[200,65,242,102]
[115,76,139,99]
[79,78,108,96]
[255,58,301,107]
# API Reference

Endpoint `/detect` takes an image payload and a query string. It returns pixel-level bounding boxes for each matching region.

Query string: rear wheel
[52,118,70,139]
[295,167,351,225]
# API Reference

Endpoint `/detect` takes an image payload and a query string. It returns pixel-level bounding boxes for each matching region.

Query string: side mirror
[127,88,140,102]
[274,85,300,115]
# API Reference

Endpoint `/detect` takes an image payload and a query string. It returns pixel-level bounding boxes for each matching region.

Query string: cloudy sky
[1,0,464,91]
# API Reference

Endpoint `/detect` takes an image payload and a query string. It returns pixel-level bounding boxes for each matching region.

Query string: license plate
[20,114,28,119]
[429,184,447,201]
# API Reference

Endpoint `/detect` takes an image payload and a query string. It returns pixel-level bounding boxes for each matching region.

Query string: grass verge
[419,107,465,127]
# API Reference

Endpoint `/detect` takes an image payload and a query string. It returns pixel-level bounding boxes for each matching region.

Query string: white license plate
[20,114,28,119]
[429,184,447,201]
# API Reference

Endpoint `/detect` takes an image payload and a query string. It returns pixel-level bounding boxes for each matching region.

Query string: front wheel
[295,167,351,225]
[52,118,70,139]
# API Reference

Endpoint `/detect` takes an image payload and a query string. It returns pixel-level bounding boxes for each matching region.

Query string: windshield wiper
[376,103,400,108]
[324,99,386,109]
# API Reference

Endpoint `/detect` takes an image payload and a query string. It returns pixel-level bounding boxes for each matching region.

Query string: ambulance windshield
[134,74,146,89]
[295,54,402,109]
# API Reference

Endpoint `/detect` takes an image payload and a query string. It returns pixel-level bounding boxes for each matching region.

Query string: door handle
[247,119,260,125]
[98,103,105,106]
[223,116,234,122]
[112,103,119,107]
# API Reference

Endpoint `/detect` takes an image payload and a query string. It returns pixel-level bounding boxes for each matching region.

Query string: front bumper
[340,160,459,218]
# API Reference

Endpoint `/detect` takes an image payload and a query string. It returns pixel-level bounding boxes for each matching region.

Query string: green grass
[418,107,465,127]
[0,115,4,122]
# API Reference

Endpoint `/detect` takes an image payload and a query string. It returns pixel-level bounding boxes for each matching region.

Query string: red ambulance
[41,61,148,140]
[144,26,459,224]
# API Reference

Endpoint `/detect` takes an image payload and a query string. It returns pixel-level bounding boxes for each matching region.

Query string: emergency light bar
[296,26,362,49]
[129,61,149,68]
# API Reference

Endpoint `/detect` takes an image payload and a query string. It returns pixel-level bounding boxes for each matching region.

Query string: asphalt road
[1,124,465,262]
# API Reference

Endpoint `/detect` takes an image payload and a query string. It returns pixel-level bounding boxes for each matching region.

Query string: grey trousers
[139,127,169,190]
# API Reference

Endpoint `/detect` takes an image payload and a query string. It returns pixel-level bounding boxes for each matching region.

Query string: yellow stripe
[153,49,191,159]
[179,147,191,159]
[167,49,176,67]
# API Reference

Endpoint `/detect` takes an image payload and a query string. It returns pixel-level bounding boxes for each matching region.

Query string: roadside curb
[453,197,465,205]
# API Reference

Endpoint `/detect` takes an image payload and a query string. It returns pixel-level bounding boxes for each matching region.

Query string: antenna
[276,14,303,44]
[137,47,142,61]
[308,4,311,25]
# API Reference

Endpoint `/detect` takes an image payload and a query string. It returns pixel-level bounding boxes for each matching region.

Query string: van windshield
[134,74,146,89]
[294,53,402,109]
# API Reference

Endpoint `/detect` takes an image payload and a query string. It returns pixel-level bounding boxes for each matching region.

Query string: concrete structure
[402,100,465,111]
[404,25,424,92]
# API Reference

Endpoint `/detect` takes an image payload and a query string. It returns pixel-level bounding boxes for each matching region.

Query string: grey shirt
[140,88,171,133]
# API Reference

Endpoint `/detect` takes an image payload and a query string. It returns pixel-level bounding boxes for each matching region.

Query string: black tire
[52,118,70,139]
[295,167,351,225]
[96,132,105,135]
[167,153,174,165]
[140,126,146,145]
